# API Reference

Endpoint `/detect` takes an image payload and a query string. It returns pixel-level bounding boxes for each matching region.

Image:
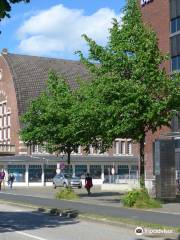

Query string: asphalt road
[0,192,180,228]
[0,203,177,240]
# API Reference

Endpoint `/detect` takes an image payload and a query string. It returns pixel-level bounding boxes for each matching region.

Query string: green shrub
[55,187,79,200]
[134,198,162,209]
[122,188,162,209]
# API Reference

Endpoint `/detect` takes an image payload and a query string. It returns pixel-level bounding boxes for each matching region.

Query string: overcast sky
[0,0,125,60]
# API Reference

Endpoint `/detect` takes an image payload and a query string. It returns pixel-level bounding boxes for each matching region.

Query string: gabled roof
[2,52,90,116]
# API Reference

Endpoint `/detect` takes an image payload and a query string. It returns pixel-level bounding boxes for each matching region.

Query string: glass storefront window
[175,139,180,149]
[90,165,101,179]
[130,165,138,179]
[29,165,42,182]
[44,165,56,182]
[118,165,129,176]
[75,165,87,178]
[62,165,73,174]
[104,165,114,183]
[8,165,25,182]
[104,165,113,176]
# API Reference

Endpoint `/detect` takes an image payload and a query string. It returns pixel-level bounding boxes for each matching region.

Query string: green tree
[0,0,30,21]
[76,0,180,187]
[20,71,80,167]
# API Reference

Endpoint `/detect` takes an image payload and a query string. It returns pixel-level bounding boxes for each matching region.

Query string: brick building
[140,0,180,179]
[0,50,139,186]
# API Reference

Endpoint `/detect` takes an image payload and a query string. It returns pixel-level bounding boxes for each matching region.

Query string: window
[3,116,6,127]
[8,165,26,182]
[3,103,6,114]
[63,165,73,174]
[7,128,10,139]
[171,17,180,34]
[33,145,38,153]
[44,165,56,182]
[104,165,113,176]
[114,140,129,155]
[89,145,94,154]
[115,141,120,154]
[0,117,2,127]
[7,115,10,126]
[118,165,129,175]
[72,145,82,155]
[130,165,138,179]
[127,141,132,155]
[29,165,42,182]
[90,165,101,179]
[121,141,126,154]
[172,56,178,71]
[171,55,180,71]
[0,105,2,115]
[0,129,2,140]
[33,145,47,154]
[171,18,177,33]
[175,139,180,149]
[3,128,6,140]
[177,18,180,32]
[75,165,87,178]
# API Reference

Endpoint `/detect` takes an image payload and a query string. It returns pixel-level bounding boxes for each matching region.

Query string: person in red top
[0,170,5,191]
[85,173,93,196]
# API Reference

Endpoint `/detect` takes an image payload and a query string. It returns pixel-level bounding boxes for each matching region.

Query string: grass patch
[122,188,162,209]
[80,213,180,233]
[55,187,79,200]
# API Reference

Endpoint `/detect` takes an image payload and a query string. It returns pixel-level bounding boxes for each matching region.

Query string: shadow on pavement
[0,210,79,234]
[78,191,122,198]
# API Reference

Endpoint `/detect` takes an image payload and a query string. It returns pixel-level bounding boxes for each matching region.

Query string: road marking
[1,227,49,240]
[15,231,48,240]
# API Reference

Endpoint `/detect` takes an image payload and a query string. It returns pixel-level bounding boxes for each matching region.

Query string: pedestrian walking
[0,171,2,191]
[0,170,5,191]
[85,173,93,196]
[1,170,5,190]
[8,173,15,189]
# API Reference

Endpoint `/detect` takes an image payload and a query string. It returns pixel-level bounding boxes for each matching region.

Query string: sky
[0,0,125,60]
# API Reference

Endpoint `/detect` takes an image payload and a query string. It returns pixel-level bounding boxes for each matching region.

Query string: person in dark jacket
[8,173,15,189]
[85,173,93,196]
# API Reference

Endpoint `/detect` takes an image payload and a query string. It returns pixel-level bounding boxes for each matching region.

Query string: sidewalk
[1,186,180,216]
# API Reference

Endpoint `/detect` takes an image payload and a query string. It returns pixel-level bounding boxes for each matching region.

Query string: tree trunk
[139,134,145,188]
[67,150,71,177]
[67,151,71,165]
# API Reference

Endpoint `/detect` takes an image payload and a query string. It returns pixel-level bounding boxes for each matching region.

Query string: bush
[55,187,79,200]
[122,188,162,209]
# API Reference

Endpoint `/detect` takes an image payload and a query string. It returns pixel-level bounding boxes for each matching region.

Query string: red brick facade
[140,0,171,178]
[0,53,21,154]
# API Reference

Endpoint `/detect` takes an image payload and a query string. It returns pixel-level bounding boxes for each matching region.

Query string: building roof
[0,154,139,163]
[2,52,90,116]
